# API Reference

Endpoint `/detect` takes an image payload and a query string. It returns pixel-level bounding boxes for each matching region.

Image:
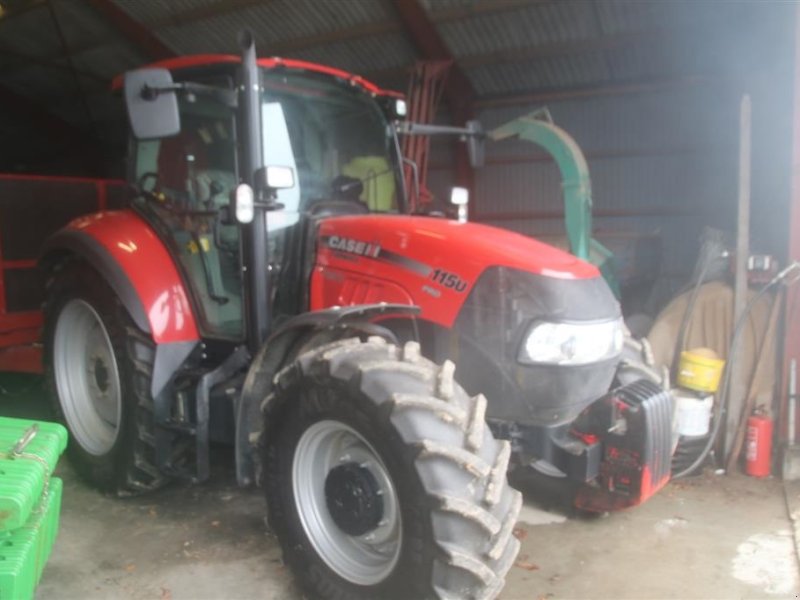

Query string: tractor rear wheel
[263,337,521,600]
[44,259,167,495]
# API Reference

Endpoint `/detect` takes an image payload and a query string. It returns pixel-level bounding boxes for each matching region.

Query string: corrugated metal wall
[426,22,794,310]
[425,5,796,312]
[427,86,741,290]
[480,86,739,276]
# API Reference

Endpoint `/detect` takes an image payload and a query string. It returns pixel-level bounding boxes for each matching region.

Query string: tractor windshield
[260,70,403,215]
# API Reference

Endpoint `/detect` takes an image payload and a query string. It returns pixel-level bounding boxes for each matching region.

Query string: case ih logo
[325,236,381,258]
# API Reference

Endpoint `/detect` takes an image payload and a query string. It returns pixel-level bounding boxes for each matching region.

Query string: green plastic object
[489,108,620,297]
[0,477,63,600]
[0,418,68,532]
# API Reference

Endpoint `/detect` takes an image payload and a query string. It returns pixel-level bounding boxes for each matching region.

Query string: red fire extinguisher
[746,411,773,477]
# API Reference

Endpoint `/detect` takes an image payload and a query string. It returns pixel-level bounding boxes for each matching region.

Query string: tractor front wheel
[263,337,521,600]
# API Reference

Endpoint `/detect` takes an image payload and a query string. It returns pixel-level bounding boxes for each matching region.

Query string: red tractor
[25,33,671,599]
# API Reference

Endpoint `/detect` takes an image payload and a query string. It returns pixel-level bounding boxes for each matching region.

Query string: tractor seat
[195,170,237,209]
[307,200,369,219]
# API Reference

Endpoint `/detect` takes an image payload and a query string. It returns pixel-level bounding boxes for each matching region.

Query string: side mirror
[255,165,295,191]
[465,120,485,168]
[124,68,180,139]
[450,186,469,223]
[234,166,294,221]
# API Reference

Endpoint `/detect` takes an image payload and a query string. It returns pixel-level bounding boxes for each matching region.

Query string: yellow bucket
[677,348,725,393]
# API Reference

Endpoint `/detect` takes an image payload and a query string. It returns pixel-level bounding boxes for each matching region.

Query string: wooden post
[724,94,751,461]
[782,4,800,448]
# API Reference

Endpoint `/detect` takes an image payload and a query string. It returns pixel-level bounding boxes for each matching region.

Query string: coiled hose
[673,262,800,479]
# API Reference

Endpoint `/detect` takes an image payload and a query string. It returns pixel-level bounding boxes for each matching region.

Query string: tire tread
[264,337,521,600]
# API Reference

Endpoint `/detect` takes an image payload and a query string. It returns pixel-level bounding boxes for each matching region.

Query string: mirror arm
[254,199,284,211]
[140,82,181,100]
[396,122,484,139]
[250,186,285,211]
[141,82,237,108]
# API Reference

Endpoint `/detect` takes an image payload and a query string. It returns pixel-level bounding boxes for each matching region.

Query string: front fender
[42,210,201,399]
[41,209,200,344]
[235,303,420,486]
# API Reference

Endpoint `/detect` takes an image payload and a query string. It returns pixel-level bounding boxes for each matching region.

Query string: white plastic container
[674,390,713,437]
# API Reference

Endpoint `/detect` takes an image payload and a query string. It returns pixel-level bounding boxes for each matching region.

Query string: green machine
[489,108,620,296]
[0,418,67,600]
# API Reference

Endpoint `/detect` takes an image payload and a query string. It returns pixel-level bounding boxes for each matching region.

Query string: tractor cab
[124,56,407,343]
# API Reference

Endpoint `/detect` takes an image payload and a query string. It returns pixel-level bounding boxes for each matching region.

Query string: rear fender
[41,210,201,397]
[235,303,420,486]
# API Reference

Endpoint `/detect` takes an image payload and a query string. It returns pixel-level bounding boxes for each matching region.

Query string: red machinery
[0,33,673,600]
[0,174,127,372]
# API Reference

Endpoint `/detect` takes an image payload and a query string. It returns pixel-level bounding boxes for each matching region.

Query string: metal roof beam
[390,0,476,191]
[86,0,176,61]
[391,0,475,110]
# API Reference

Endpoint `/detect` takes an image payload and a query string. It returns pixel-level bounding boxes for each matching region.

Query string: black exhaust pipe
[238,30,270,351]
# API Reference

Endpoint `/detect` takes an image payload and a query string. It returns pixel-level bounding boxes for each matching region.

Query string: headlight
[518,319,624,366]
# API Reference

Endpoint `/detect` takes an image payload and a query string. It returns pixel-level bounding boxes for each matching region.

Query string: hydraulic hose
[673,261,800,479]
[670,232,728,382]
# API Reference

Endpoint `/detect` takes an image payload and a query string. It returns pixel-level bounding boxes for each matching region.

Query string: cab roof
[112,54,402,98]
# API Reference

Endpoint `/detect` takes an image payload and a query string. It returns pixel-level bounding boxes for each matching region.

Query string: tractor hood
[311,214,604,328]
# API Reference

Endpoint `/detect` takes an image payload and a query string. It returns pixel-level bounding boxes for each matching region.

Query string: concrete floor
[2,374,799,599]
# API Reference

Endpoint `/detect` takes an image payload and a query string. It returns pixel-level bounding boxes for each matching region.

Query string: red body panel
[64,210,199,344]
[311,215,599,328]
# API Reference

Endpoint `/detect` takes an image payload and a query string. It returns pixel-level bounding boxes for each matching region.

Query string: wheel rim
[293,420,402,585]
[53,299,122,456]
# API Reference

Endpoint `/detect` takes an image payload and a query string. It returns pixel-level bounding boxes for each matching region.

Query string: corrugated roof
[157,0,397,59]
[285,33,417,76]
[439,2,597,58]
[49,0,119,49]
[595,0,747,36]
[71,40,144,80]
[466,52,609,97]
[0,7,61,57]
[0,0,783,173]
[419,0,486,13]
[109,0,209,27]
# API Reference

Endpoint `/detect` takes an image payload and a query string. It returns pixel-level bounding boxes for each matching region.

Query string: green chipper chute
[0,417,68,600]
[489,108,620,297]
